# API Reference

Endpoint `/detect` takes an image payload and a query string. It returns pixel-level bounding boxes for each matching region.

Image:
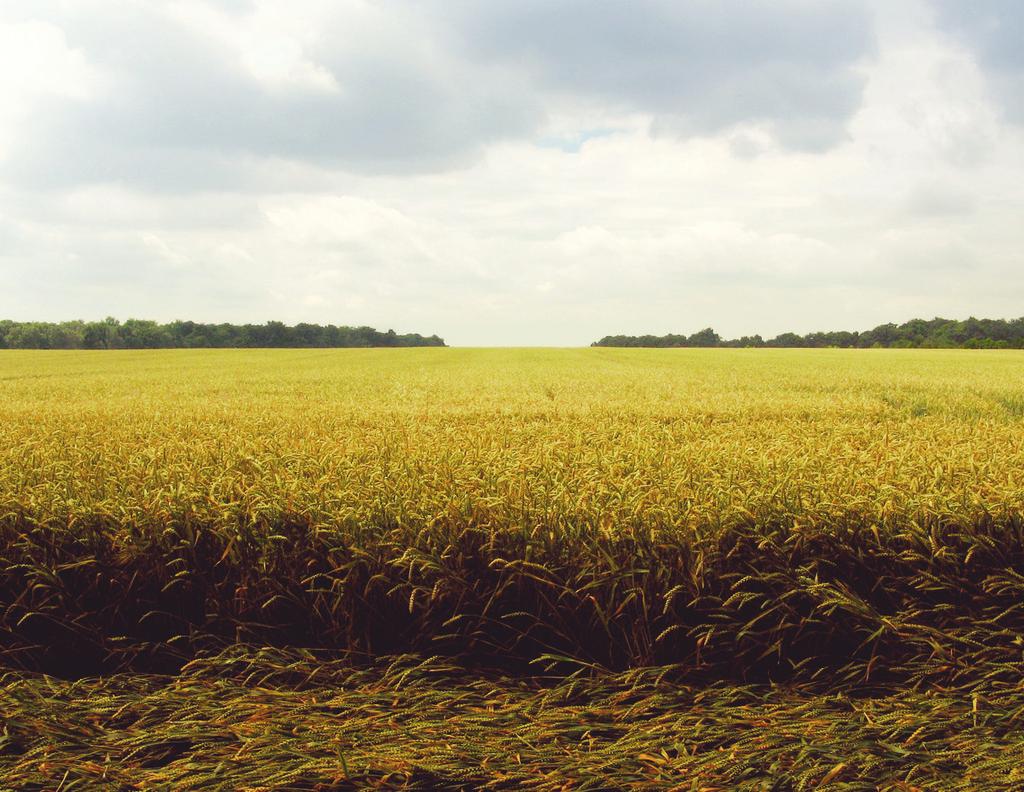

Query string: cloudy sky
[1,0,1022,345]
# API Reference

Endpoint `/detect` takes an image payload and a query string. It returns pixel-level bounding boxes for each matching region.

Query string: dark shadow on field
[3,511,1024,692]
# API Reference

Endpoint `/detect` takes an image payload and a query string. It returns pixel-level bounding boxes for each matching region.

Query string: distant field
[3,348,1024,788]
[5,348,1024,538]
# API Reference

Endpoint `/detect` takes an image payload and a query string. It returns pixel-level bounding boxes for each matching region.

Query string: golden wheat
[3,348,1024,788]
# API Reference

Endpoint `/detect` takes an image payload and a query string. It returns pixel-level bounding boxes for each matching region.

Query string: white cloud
[931,0,1024,124]
[0,18,104,156]
[165,0,342,94]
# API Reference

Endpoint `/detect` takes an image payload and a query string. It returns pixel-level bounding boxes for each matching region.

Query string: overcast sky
[1,0,1022,345]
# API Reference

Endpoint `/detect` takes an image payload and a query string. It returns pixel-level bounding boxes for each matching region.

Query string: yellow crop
[2,347,1023,535]
[4,348,1024,789]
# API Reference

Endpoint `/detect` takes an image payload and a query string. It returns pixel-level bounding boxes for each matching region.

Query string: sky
[0,0,1022,346]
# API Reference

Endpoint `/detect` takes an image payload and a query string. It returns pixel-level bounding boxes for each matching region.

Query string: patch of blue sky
[535,128,620,152]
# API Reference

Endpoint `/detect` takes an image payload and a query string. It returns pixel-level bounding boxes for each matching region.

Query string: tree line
[593,317,1024,349]
[0,319,446,349]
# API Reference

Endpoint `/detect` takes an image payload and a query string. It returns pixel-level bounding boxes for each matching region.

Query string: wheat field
[3,348,1024,789]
